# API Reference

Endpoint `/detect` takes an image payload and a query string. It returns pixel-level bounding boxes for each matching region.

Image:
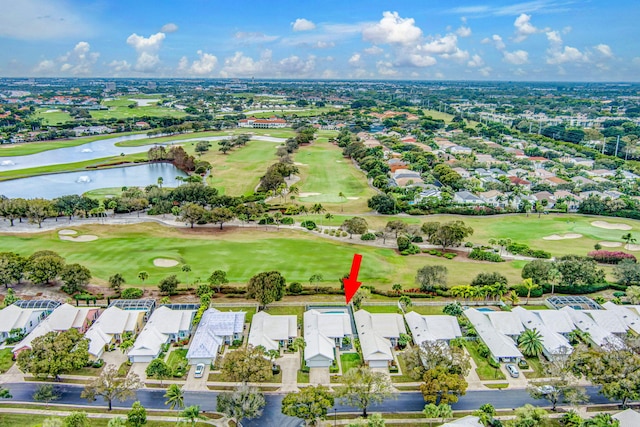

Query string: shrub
[92,359,104,368]
[400,245,420,256]
[477,343,490,358]
[300,220,317,230]
[513,284,544,298]
[464,242,474,248]
[613,291,626,298]
[280,217,294,225]
[258,217,274,225]
[588,250,637,264]
[360,232,376,241]
[443,253,457,259]
[341,231,348,237]
[287,282,303,295]
[469,248,505,262]
[397,236,412,251]
[487,358,500,368]
[506,242,552,259]
[121,288,144,299]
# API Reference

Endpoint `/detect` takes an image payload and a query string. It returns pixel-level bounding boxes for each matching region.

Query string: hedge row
[469,248,505,262]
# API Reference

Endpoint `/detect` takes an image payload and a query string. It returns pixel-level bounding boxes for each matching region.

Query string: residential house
[553,191,582,211]
[475,154,497,164]
[479,190,506,208]
[602,302,640,335]
[452,167,471,179]
[448,145,473,155]
[613,409,640,427]
[571,176,596,187]
[354,310,406,369]
[454,191,485,205]
[304,309,353,368]
[464,308,523,363]
[238,116,287,128]
[13,303,99,356]
[544,176,569,187]
[85,301,152,360]
[533,191,555,208]
[587,169,615,178]
[392,169,424,188]
[128,305,198,363]
[186,308,245,365]
[0,300,60,344]
[247,311,297,352]
[508,176,532,190]
[404,312,461,346]
[560,307,624,349]
[511,307,572,359]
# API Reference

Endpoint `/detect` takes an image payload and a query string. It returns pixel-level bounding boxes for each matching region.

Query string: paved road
[3,383,614,426]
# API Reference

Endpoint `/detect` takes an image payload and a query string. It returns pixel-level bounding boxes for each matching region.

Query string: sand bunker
[625,244,640,251]
[299,192,321,197]
[293,162,307,166]
[591,221,632,230]
[59,235,98,242]
[336,160,343,163]
[58,229,78,235]
[543,233,583,240]
[347,197,360,200]
[153,258,179,267]
[599,241,622,247]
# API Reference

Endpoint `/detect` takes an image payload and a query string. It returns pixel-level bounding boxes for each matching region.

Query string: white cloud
[278,55,316,75]
[33,59,56,74]
[468,54,485,68]
[0,0,91,40]
[160,23,179,33]
[314,41,335,49]
[513,14,542,42]
[126,32,166,72]
[234,32,279,43]
[418,34,458,55]
[594,44,613,58]
[348,53,362,66]
[32,41,98,76]
[545,30,562,44]
[179,50,218,75]
[109,60,131,73]
[442,48,470,63]
[479,67,492,77]
[503,49,529,64]
[363,11,422,45]
[364,46,384,55]
[456,26,472,37]
[376,60,398,76]
[547,45,587,64]
[482,34,506,50]
[292,18,316,31]
[220,51,270,77]
[402,54,437,68]
[322,69,337,79]
[219,50,316,78]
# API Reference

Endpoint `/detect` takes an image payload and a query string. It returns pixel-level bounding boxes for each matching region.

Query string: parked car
[506,364,520,378]
[537,385,556,395]
[194,363,205,378]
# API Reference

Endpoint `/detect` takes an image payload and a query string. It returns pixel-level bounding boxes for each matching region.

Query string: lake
[0,163,187,199]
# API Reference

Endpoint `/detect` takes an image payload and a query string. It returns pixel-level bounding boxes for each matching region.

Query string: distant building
[238,116,287,128]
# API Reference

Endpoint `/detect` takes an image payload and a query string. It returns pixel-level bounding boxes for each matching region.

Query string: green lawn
[293,138,376,213]
[340,353,362,374]
[463,340,506,380]
[33,108,73,125]
[90,98,186,120]
[215,306,257,323]
[166,348,188,370]
[0,414,176,426]
[522,356,546,379]
[393,353,419,383]
[0,349,14,373]
[265,305,305,322]
[297,370,310,383]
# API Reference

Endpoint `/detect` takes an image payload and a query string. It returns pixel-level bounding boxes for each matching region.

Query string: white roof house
[602,302,640,334]
[585,310,628,336]
[486,312,525,337]
[512,307,572,359]
[186,309,245,365]
[536,310,576,335]
[304,309,352,368]
[85,306,146,359]
[560,307,624,348]
[13,303,99,355]
[464,308,523,362]
[128,306,197,363]
[404,312,462,345]
[248,311,297,352]
[0,301,59,343]
[613,409,640,427]
[354,310,406,369]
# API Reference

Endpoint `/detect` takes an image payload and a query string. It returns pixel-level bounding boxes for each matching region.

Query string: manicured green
[463,341,506,380]
[166,348,188,370]
[264,305,305,322]
[0,349,14,373]
[33,108,73,125]
[215,306,257,323]
[340,353,362,374]
[90,97,186,120]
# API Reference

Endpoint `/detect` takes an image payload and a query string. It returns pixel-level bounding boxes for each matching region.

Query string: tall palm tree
[338,192,346,212]
[288,185,299,204]
[622,233,637,248]
[521,278,539,305]
[180,405,205,426]
[518,328,544,357]
[164,384,184,411]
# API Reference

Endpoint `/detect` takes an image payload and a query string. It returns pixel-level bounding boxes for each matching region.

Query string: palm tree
[507,292,520,306]
[138,271,149,283]
[521,278,539,305]
[288,185,299,204]
[164,384,185,411]
[180,405,205,426]
[157,177,163,188]
[622,233,637,248]
[182,264,191,284]
[338,192,346,212]
[518,328,544,357]
[311,203,325,228]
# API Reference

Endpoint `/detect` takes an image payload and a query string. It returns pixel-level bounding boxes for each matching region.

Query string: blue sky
[1,0,639,81]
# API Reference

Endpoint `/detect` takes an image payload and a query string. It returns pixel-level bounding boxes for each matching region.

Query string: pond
[0,163,187,199]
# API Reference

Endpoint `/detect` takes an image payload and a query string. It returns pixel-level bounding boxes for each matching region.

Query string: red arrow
[344,254,363,304]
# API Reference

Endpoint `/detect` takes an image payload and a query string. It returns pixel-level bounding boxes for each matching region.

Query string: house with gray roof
[464,308,523,363]
[354,310,406,369]
[404,312,461,346]
[186,308,245,365]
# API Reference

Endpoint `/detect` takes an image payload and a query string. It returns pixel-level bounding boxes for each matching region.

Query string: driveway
[309,367,330,386]
[184,363,209,391]
[278,353,300,393]
[129,362,149,381]
[501,364,529,389]
[102,349,127,368]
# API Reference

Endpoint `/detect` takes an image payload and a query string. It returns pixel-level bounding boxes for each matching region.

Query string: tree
[626,285,640,304]
[146,358,172,385]
[472,403,497,427]
[33,384,60,407]
[342,217,369,238]
[521,278,540,305]
[613,260,640,286]
[337,366,394,418]
[127,401,147,427]
[420,366,468,405]
[282,385,334,426]
[415,265,448,292]
[178,203,208,228]
[521,260,551,285]
[28,253,65,285]
[559,411,584,427]
[64,412,90,427]
[351,287,370,310]
[60,264,91,294]
[181,264,191,284]
[443,302,463,317]
[210,207,235,229]
[367,193,396,214]
[180,405,206,426]
[158,274,179,295]
[0,252,26,288]
[420,222,441,243]
[164,384,185,410]
[398,295,412,312]
[470,272,507,288]
[217,384,266,425]
[404,341,471,380]
[3,288,17,306]
[26,198,54,228]
[430,221,474,250]
[622,233,637,248]
[137,271,148,283]
[108,273,125,292]
[513,404,548,427]
[309,273,324,292]
[221,346,273,383]
[554,255,605,287]
[423,403,453,426]
[583,413,620,426]
[208,270,228,293]
[81,365,142,411]
[518,329,544,357]
[246,271,286,308]
[107,417,126,427]
[17,329,89,381]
